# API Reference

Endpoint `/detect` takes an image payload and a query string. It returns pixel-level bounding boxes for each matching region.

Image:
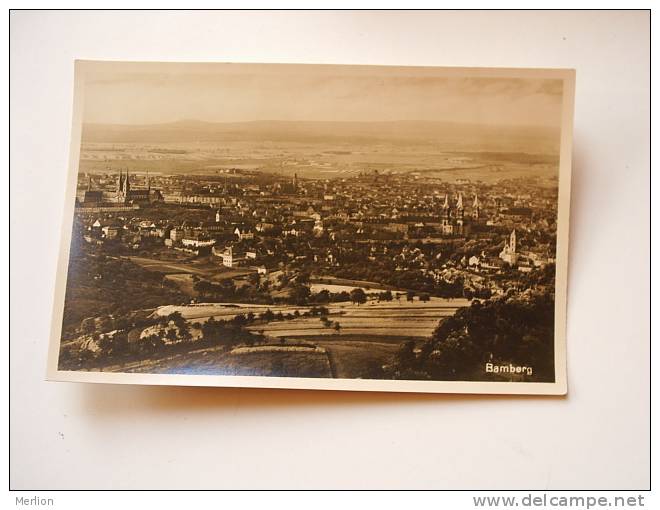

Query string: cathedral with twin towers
[115,170,162,204]
[440,192,481,236]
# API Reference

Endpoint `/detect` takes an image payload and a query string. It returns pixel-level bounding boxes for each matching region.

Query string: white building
[234,227,254,240]
[170,228,184,242]
[499,229,519,265]
[214,246,247,268]
[181,237,215,248]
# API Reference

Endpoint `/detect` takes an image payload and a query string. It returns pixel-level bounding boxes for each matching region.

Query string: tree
[379,290,393,302]
[165,328,178,342]
[247,272,260,286]
[396,340,416,367]
[297,271,311,285]
[406,291,416,302]
[419,292,431,302]
[391,291,555,382]
[292,284,311,305]
[333,291,350,303]
[260,309,275,321]
[144,333,164,352]
[333,322,341,335]
[315,289,331,303]
[350,288,367,305]
[178,321,191,340]
[167,311,185,327]
[232,314,247,326]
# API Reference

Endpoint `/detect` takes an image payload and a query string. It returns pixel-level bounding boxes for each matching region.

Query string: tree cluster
[389,290,555,382]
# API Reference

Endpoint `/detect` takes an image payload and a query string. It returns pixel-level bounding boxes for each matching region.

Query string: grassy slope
[119,345,333,378]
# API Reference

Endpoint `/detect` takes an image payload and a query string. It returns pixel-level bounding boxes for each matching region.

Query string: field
[154,297,470,338]
[115,344,334,378]
[128,255,211,275]
[79,118,559,184]
[105,335,408,379]
[80,293,471,378]
[109,297,469,378]
[128,255,254,296]
[63,246,469,378]
[311,335,409,379]
[309,283,384,295]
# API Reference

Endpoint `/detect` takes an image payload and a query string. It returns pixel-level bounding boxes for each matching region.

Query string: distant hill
[82,119,560,154]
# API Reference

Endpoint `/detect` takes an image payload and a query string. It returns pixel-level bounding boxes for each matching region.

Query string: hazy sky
[82,63,564,127]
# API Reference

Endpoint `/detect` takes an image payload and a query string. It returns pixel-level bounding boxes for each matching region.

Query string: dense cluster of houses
[76,170,557,297]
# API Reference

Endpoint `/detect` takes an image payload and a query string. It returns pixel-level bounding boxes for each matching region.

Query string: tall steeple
[116,169,125,203]
[472,194,480,220]
[441,193,452,234]
[455,192,464,232]
[499,229,519,265]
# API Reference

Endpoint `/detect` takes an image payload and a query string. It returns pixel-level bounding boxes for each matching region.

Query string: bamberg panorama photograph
[55,62,565,384]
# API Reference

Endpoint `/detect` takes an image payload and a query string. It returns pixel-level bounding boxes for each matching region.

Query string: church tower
[116,169,132,203]
[441,193,452,235]
[455,193,464,234]
[116,170,125,203]
[215,209,221,223]
[499,229,519,265]
[472,194,480,220]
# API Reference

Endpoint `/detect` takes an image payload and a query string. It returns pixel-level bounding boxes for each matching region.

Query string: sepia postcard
[47,61,574,394]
